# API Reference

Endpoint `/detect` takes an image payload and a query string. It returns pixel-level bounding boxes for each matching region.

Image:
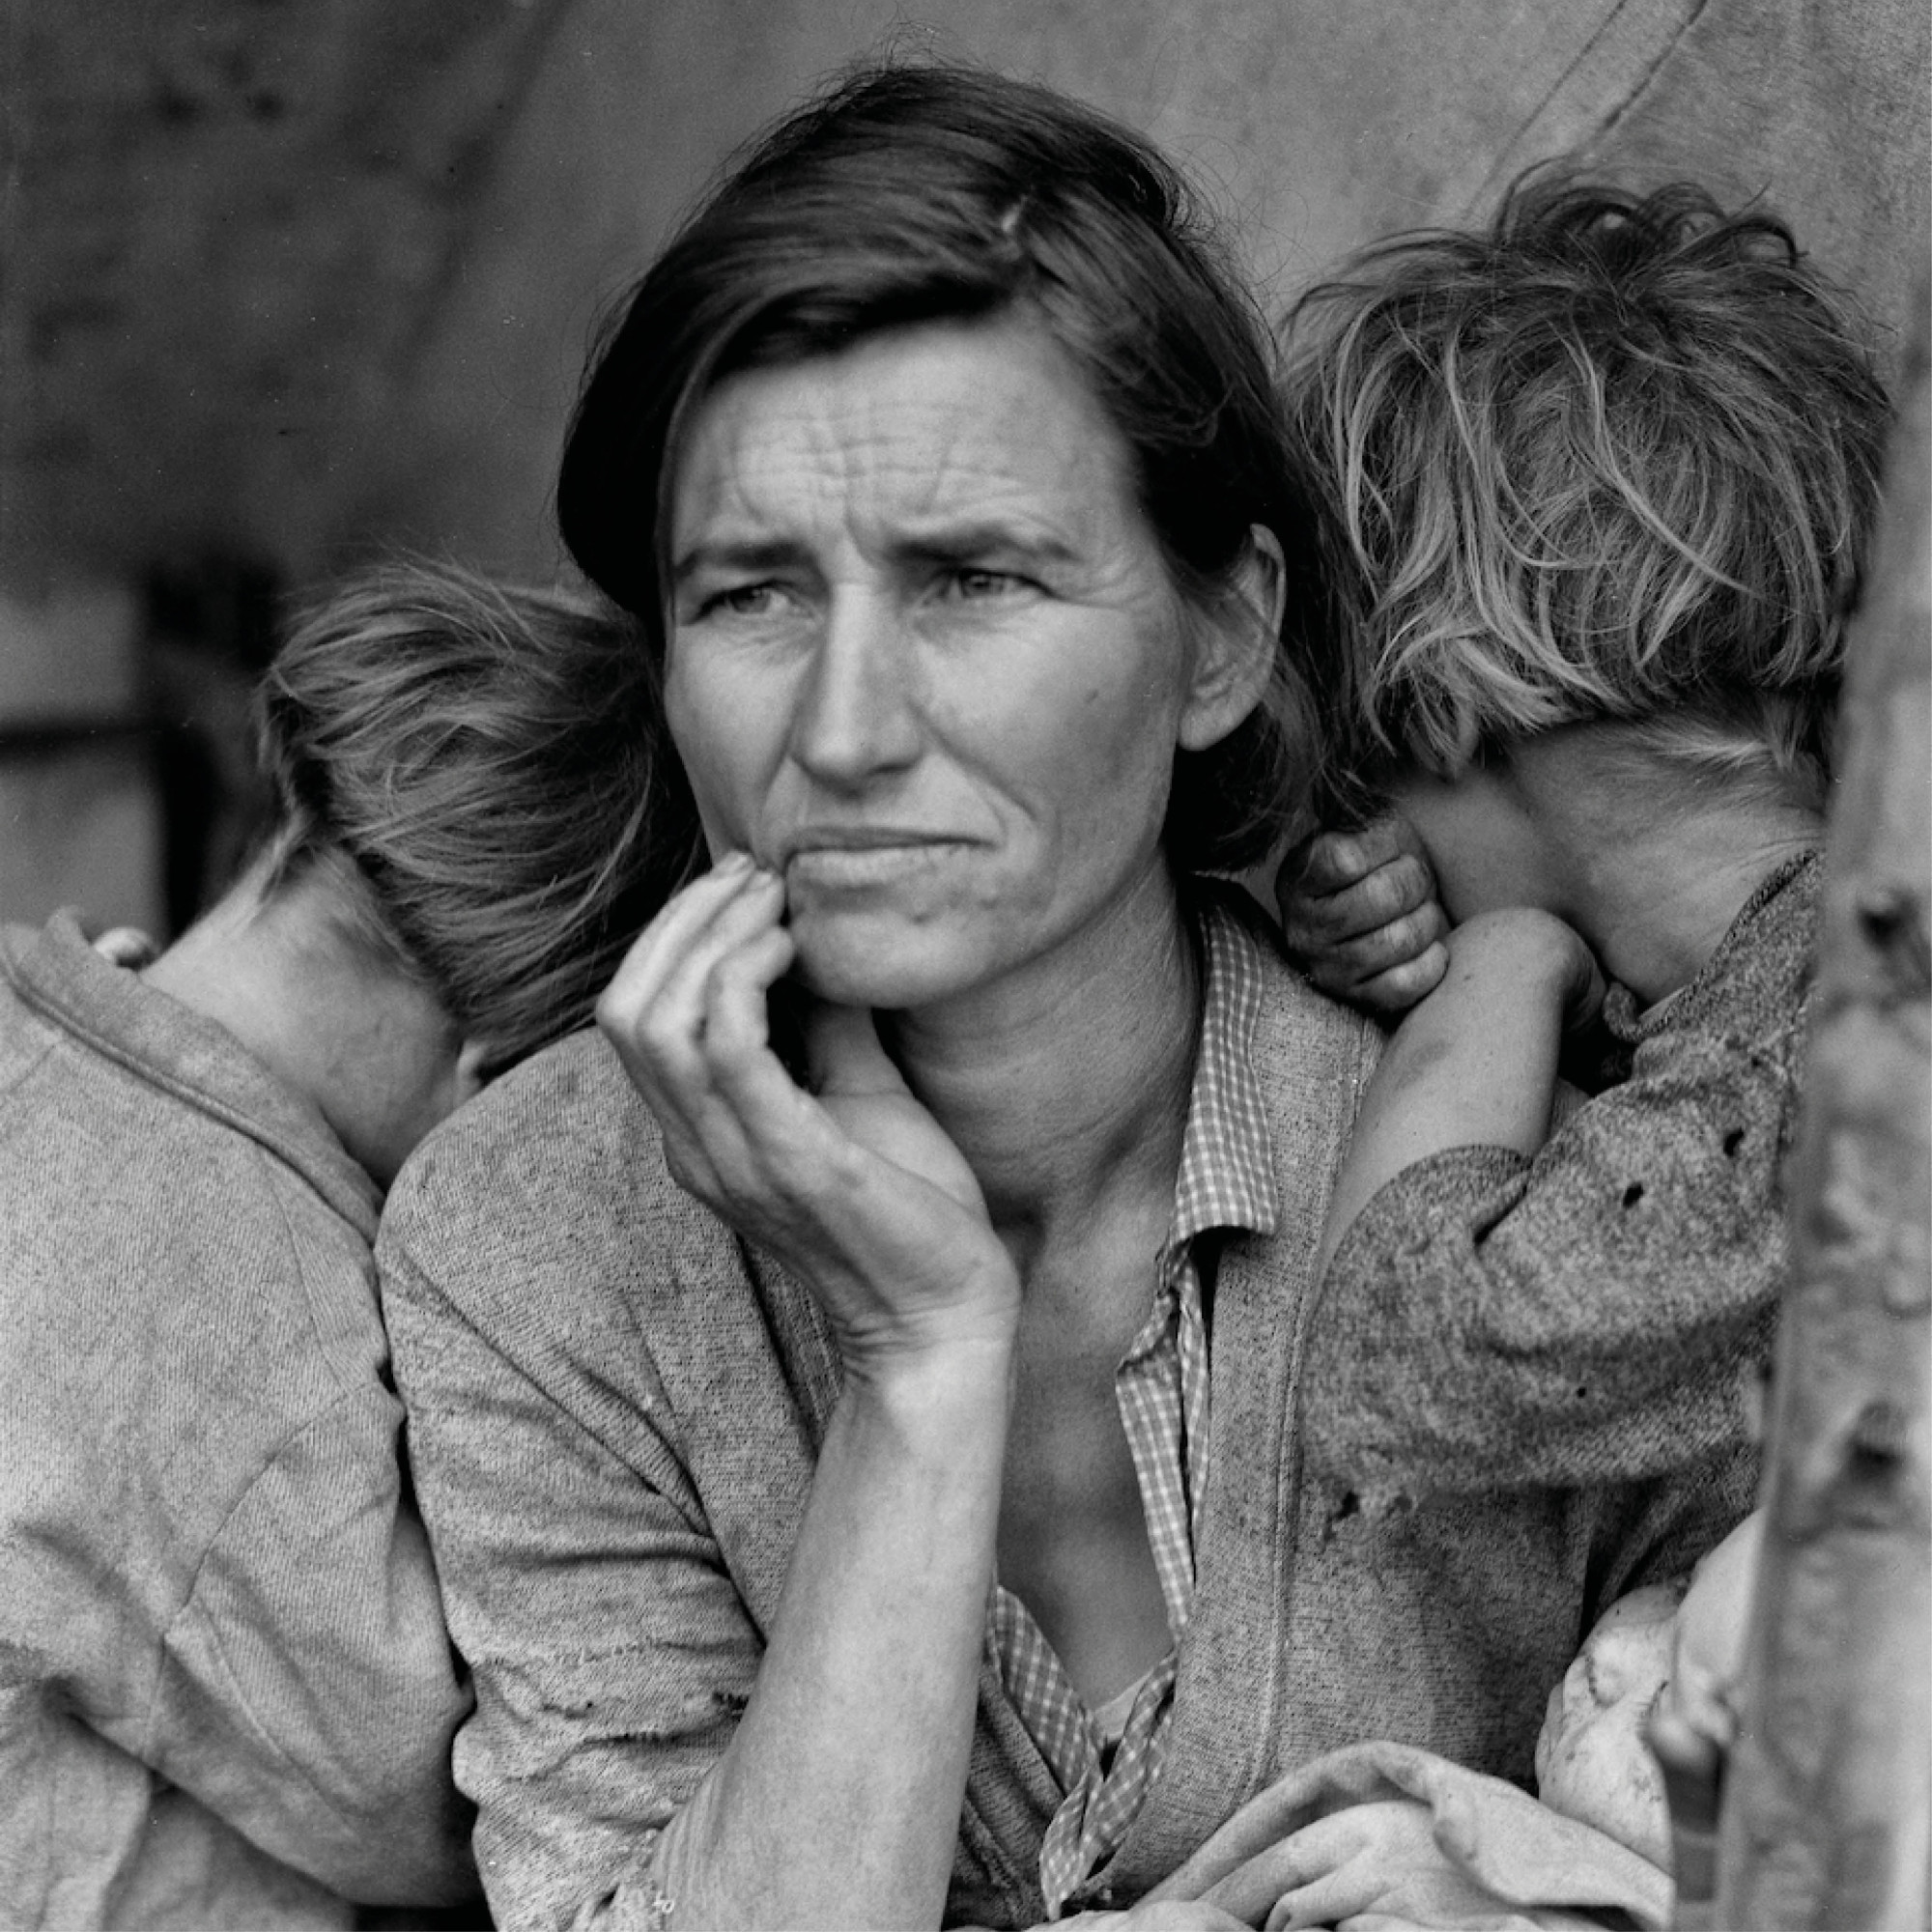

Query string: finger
[90,924,158,968]
[1255,1803,1437,1931]
[1315,900,1452,981]
[1283,854,1440,952]
[1119,1906,1255,1930]
[603,867,785,1060]
[599,871,788,1191]
[1353,942,1451,1013]
[1300,939,1445,1009]
[597,850,762,1029]
[803,1003,905,1098]
[658,956,829,1219]
[1281,814,1427,898]
[1564,944,1609,1036]
[697,922,798,1076]
[1278,828,1378,899]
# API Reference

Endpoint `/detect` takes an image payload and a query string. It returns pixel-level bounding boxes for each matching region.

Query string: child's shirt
[0,912,477,1926]
[1302,851,1818,1502]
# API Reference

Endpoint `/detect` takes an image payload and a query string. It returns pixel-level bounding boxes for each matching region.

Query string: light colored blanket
[1135,1739,1672,1931]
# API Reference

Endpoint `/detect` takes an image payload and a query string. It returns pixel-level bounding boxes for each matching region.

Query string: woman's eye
[942,567,1027,601]
[698,582,784,619]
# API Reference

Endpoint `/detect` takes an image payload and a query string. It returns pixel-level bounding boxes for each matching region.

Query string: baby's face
[1534,1579,1686,1869]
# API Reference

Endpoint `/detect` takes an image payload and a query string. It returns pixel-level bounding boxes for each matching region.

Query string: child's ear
[453,1036,494,1104]
[1178,524,1286,753]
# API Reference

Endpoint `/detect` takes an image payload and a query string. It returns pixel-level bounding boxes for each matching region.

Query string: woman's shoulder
[1202,882,1385,1095]
[376,1024,830,1466]
[380,1024,730,1304]
[398,1025,655,1187]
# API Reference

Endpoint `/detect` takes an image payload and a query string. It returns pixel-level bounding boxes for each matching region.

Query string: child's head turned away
[1283,171,1893,831]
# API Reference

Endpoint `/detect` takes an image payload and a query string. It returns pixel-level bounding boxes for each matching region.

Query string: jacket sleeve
[1302,1014,1789,1500]
[149,1382,480,1906]
[377,1195,764,1932]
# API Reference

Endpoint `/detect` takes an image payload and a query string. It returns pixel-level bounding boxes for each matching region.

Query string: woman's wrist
[838,1310,1019,1422]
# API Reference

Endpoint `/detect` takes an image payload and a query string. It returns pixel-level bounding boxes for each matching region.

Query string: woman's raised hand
[596,853,1020,1366]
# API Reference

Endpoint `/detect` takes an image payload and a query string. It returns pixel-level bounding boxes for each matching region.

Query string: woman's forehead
[668,318,1143,554]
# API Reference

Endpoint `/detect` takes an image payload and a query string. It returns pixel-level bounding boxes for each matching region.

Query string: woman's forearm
[653,1335,1014,1931]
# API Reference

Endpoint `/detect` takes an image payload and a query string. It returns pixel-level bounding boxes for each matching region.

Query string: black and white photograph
[2,6,1926,1928]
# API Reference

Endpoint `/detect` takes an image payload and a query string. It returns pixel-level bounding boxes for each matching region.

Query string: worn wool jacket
[1304,852,1816,1503]
[0,913,477,1930]
[380,911,1756,1932]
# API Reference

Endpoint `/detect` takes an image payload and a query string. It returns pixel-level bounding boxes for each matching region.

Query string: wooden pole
[1707,289,1932,1929]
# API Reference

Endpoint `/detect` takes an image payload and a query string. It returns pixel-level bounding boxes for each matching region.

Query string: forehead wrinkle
[673,323,1144,572]
[890,409,1112,557]
[673,384,853,551]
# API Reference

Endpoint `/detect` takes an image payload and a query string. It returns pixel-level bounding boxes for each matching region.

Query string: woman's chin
[786,913,985,1012]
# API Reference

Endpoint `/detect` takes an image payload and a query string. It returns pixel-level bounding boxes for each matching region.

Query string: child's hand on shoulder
[1277,815,1449,1015]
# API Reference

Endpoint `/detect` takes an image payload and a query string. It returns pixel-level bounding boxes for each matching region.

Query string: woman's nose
[787,588,922,787]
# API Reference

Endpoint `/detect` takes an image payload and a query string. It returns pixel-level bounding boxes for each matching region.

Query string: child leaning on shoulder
[1279,169,1889,1502]
[1274,173,1889,1861]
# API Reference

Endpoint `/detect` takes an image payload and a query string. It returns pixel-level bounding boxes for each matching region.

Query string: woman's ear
[1177,524,1287,753]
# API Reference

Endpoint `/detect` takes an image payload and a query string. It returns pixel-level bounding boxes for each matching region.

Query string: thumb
[1563,939,1609,1036]
[803,1002,903,1098]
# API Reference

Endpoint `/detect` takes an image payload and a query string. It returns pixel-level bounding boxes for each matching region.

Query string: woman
[0,561,681,1927]
[377,68,1755,1931]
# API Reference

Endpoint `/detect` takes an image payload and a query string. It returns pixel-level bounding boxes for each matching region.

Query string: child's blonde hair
[258,559,696,1073]
[1282,173,1891,816]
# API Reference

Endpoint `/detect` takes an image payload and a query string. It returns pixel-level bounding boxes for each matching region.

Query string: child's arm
[1314,906,1603,1280]
[1304,895,1798,1499]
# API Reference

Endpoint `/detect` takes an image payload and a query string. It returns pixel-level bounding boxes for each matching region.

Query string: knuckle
[1316,830,1371,882]
[593,979,639,1037]
[1307,956,1358,999]
[661,1138,714,1201]
[1379,907,1435,957]
[1280,905,1336,953]
[1353,862,1420,924]
[1385,851,1437,910]
[1380,948,1447,1004]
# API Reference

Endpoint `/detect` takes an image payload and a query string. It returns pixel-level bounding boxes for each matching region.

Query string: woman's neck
[881,863,1202,1265]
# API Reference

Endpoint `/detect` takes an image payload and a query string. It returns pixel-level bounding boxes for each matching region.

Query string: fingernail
[715,849,753,876]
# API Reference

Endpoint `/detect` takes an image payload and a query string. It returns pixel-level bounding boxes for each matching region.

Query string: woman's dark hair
[558,61,1333,872]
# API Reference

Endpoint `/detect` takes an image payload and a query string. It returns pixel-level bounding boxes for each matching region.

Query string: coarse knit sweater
[0,912,477,1930]
[1303,852,1818,1503]
[378,895,1756,1931]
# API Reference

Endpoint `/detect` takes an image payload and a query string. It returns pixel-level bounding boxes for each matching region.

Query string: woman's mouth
[782,834,974,889]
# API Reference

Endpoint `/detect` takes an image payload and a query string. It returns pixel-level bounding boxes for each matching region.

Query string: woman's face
[664,317,1253,1011]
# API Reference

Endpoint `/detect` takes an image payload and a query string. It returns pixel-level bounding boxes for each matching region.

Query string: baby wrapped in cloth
[1123,1519,1757,1930]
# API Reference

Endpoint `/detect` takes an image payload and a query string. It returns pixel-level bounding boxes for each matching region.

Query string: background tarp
[1,0,1926,925]
[3,0,1925,590]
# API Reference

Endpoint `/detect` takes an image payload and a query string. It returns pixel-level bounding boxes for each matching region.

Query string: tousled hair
[1279,171,1892,819]
[258,559,692,1073]
[558,60,1335,871]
